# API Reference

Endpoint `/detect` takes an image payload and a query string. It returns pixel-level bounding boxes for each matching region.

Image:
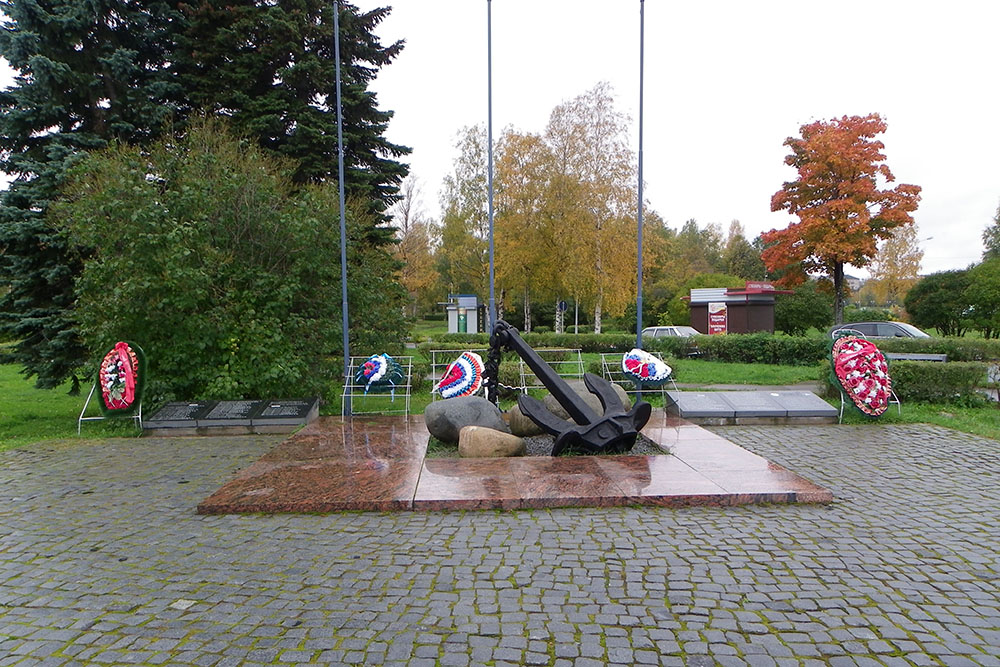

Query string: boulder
[506,403,546,437]
[424,396,510,444]
[542,379,632,421]
[458,426,525,458]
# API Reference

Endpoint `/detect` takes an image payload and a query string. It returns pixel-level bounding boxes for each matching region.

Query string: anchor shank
[491,321,597,425]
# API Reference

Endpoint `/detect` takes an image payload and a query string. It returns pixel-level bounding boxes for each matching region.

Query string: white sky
[2,1,997,277]
[362,0,999,277]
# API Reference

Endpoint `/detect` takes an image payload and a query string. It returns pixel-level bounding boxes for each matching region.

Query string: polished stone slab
[198,412,832,514]
[665,391,736,418]
[717,391,787,417]
[666,390,837,424]
[145,401,217,428]
[199,400,265,427]
[145,397,320,436]
[767,391,839,417]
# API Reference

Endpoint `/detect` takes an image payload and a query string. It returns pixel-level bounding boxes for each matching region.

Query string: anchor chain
[483,337,504,406]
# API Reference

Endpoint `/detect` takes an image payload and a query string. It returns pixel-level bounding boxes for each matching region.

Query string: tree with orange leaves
[762,114,921,324]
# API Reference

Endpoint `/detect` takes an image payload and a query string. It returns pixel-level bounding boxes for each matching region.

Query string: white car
[641,325,700,339]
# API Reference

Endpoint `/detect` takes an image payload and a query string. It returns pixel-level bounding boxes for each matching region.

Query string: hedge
[872,337,1000,362]
[423,332,1000,365]
[820,359,990,404]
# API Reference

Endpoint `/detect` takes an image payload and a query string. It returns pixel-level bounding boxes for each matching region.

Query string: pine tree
[0,0,183,390]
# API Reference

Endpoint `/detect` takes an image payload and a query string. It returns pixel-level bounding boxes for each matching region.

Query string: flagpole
[487,0,497,332]
[334,0,351,415]
[635,0,645,349]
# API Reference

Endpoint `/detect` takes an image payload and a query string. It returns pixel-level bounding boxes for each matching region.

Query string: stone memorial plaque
[198,400,266,427]
[718,391,787,418]
[251,398,320,426]
[666,391,736,418]
[768,391,839,417]
[145,401,217,428]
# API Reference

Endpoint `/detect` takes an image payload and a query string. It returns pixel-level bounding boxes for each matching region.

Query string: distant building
[441,294,482,334]
[844,274,865,292]
[685,281,792,334]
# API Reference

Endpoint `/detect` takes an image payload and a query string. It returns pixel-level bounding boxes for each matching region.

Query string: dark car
[828,321,931,339]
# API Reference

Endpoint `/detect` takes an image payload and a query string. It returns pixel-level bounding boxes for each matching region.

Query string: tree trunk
[497,288,505,323]
[523,287,531,333]
[555,300,564,333]
[833,262,845,324]
[593,291,603,334]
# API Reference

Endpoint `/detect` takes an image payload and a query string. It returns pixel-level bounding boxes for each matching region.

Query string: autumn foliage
[762,113,921,322]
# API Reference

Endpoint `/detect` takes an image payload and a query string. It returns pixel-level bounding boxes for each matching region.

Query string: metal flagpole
[635,0,645,350]
[487,0,497,332]
[334,1,351,415]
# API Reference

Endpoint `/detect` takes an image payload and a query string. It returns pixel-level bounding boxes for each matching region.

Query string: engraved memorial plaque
[145,401,217,428]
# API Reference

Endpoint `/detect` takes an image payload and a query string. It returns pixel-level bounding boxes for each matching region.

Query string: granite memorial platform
[144,398,319,436]
[197,411,834,513]
[666,390,837,424]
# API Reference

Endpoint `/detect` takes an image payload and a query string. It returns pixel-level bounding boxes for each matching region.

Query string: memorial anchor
[483,320,652,455]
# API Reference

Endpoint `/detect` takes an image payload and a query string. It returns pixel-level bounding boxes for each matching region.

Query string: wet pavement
[1,423,998,666]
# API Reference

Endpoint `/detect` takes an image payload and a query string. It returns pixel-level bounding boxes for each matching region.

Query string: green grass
[0,363,142,452]
[408,318,447,341]
[668,358,820,386]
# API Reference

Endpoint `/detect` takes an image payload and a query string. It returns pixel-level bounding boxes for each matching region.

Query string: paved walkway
[1,424,998,666]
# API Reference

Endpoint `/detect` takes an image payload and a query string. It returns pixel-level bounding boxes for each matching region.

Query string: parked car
[828,321,931,339]
[641,325,700,340]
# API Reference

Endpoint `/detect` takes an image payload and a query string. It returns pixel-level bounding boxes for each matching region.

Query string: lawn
[0,364,141,452]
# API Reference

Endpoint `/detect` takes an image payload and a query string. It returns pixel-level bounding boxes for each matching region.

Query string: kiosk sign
[708,302,728,335]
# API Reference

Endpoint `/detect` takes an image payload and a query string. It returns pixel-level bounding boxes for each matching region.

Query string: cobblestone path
[1,424,997,666]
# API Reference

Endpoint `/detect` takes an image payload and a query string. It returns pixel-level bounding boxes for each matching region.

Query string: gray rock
[423,396,510,444]
[542,379,632,421]
[506,403,546,437]
[458,426,525,458]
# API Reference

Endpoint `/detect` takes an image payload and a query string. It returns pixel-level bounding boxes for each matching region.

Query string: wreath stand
[78,382,143,434]
[837,388,900,424]
[342,355,414,417]
[600,352,678,404]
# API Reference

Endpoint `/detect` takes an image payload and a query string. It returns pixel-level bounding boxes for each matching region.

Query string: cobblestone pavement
[1,424,998,666]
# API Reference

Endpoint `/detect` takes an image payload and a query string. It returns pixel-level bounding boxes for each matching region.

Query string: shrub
[57,120,407,403]
[693,333,827,365]
[820,359,989,404]
[874,337,1000,362]
[410,360,432,392]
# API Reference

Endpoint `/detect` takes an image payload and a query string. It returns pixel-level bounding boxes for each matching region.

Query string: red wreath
[100,342,139,411]
[832,336,892,416]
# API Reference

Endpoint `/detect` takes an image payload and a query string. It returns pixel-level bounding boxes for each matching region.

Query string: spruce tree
[174,0,409,229]
[0,0,409,389]
[0,0,183,390]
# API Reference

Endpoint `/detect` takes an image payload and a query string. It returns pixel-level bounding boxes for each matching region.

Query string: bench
[884,352,948,362]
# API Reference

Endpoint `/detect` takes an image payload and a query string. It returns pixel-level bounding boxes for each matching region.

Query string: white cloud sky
[363,0,999,277]
[1,0,996,278]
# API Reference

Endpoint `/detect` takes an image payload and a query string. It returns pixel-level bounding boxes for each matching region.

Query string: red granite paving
[197,412,833,514]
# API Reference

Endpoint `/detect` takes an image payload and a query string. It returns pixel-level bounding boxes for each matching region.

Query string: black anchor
[483,320,652,455]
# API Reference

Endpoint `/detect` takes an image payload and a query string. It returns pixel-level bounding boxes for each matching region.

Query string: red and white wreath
[832,336,892,416]
[100,342,140,411]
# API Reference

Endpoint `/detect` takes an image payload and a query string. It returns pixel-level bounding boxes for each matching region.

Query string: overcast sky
[361,0,998,277]
[1,1,996,278]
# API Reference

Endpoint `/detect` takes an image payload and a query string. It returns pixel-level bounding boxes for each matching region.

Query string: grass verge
[1,364,141,452]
